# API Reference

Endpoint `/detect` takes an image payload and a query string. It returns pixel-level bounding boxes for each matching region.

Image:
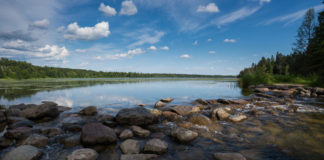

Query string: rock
[154,101,165,108]
[9,103,29,110]
[119,129,134,140]
[120,139,141,154]
[189,114,212,126]
[171,127,198,142]
[63,134,80,148]
[0,137,13,148]
[150,109,162,117]
[5,108,22,117]
[97,114,115,122]
[160,97,174,103]
[229,114,248,122]
[138,104,146,107]
[7,116,29,124]
[57,106,71,112]
[103,120,117,128]
[67,148,98,160]
[255,93,274,98]
[151,132,166,139]
[116,107,156,126]
[78,106,98,116]
[194,98,209,105]
[21,101,60,120]
[254,88,269,92]
[132,125,150,137]
[214,152,246,160]
[4,127,33,140]
[170,105,200,116]
[212,108,230,120]
[0,110,7,122]
[81,123,116,145]
[120,154,159,160]
[314,87,324,95]
[8,119,35,129]
[40,127,63,137]
[162,111,180,121]
[229,99,249,105]
[144,138,168,154]
[61,116,84,132]
[217,99,230,104]
[22,134,49,147]
[2,145,42,160]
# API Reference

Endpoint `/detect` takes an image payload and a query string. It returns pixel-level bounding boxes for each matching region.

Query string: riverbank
[0,85,324,160]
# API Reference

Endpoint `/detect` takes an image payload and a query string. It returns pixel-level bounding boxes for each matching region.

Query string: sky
[0,0,323,75]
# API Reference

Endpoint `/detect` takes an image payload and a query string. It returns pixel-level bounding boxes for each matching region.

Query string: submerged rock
[67,148,98,160]
[81,123,116,145]
[78,106,98,116]
[116,107,156,126]
[2,145,42,160]
[143,138,168,154]
[120,154,159,160]
[171,127,198,142]
[120,139,141,154]
[22,134,49,147]
[63,134,80,148]
[214,152,246,160]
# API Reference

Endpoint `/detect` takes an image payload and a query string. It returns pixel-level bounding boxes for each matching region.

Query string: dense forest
[0,58,233,79]
[239,2,324,87]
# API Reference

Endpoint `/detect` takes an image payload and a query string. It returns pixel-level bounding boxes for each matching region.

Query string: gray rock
[171,128,198,142]
[78,106,98,116]
[63,134,80,148]
[154,101,165,108]
[8,119,35,129]
[229,114,247,122]
[120,139,141,154]
[22,134,49,147]
[132,126,150,137]
[214,152,246,160]
[188,114,212,126]
[170,105,200,116]
[144,138,168,154]
[194,98,209,105]
[40,127,63,137]
[81,123,116,145]
[212,108,230,120]
[4,127,33,140]
[2,145,42,160]
[120,154,159,160]
[21,101,60,120]
[119,129,134,140]
[116,107,156,126]
[160,97,174,103]
[67,148,98,160]
[6,108,22,117]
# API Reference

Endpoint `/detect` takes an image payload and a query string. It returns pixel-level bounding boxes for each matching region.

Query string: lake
[0,78,241,113]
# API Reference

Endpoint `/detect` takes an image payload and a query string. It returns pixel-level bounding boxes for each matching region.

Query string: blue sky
[0,0,323,75]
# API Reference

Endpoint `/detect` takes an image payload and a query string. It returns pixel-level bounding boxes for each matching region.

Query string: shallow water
[1,78,324,160]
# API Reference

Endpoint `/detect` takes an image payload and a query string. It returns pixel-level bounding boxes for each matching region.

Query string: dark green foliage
[0,58,233,79]
[240,6,324,87]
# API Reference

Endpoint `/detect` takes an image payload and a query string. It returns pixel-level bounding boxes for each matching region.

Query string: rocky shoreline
[0,85,324,160]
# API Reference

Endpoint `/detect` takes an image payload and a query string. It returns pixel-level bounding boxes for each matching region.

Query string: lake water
[0,78,241,112]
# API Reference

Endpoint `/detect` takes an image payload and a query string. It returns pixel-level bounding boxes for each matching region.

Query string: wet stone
[120,154,159,160]
[2,145,42,160]
[143,138,168,154]
[214,152,247,160]
[78,106,98,116]
[119,129,133,140]
[120,139,141,154]
[132,125,150,137]
[67,148,98,160]
[22,134,49,147]
[171,127,198,143]
[81,122,117,145]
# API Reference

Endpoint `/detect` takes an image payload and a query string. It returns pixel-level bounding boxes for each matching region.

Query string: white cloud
[80,61,89,67]
[128,30,165,47]
[213,7,260,26]
[75,49,86,53]
[180,54,191,58]
[2,39,30,50]
[29,19,50,29]
[209,51,216,54]
[193,40,198,45]
[207,38,212,42]
[120,1,138,15]
[99,48,145,60]
[148,45,157,51]
[57,26,65,33]
[197,3,220,13]
[260,0,271,4]
[99,3,117,16]
[224,39,236,43]
[63,21,110,41]
[95,56,104,60]
[160,46,169,50]
[264,5,324,25]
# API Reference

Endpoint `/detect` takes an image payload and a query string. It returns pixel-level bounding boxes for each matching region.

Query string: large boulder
[120,139,141,154]
[2,145,42,160]
[143,138,168,154]
[78,106,98,116]
[116,107,157,126]
[67,148,98,160]
[21,101,60,120]
[171,128,198,143]
[170,105,200,116]
[22,134,49,147]
[120,154,159,160]
[81,123,116,145]
[214,152,246,160]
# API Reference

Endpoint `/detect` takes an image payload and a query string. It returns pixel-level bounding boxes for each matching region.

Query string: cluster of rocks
[1,85,322,160]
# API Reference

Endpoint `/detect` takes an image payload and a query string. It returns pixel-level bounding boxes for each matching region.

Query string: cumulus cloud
[2,39,30,51]
[180,54,191,58]
[209,51,216,54]
[224,39,236,43]
[120,1,138,15]
[99,3,117,16]
[160,46,169,50]
[63,21,110,41]
[57,26,65,33]
[38,45,69,60]
[0,30,36,41]
[105,48,144,60]
[75,49,86,53]
[128,30,165,47]
[29,19,50,29]
[148,46,157,51]
[197,3,220,13]
[260,0,271,4]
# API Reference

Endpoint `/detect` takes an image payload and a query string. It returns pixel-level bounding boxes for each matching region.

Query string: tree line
[239,2,324,87]
[0,58,233,79]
